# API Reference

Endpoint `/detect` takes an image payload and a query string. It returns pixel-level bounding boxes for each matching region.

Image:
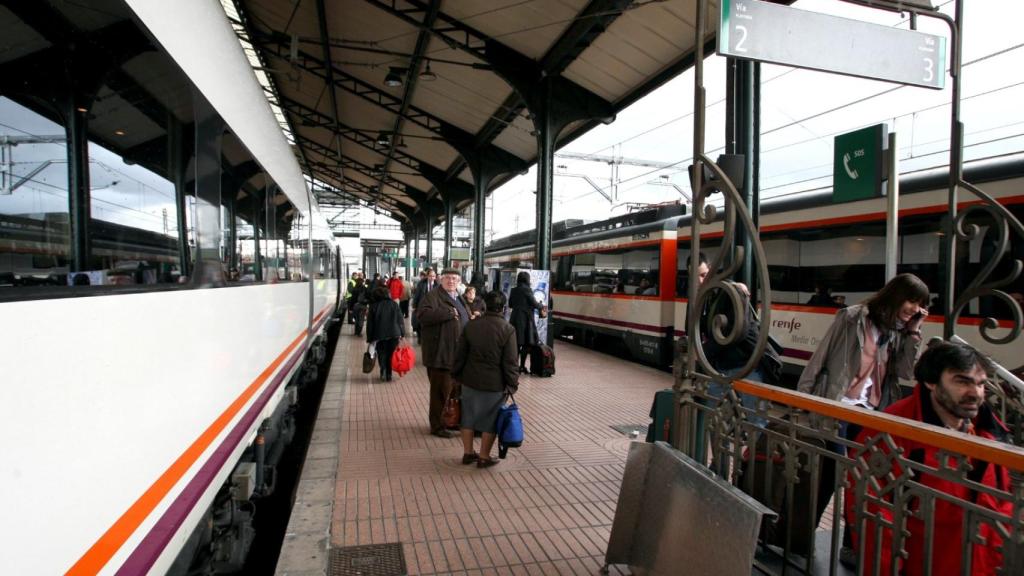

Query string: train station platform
[275,322,673,576]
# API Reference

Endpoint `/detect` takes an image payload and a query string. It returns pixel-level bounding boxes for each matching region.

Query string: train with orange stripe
[484,154,1024,375]
[0,3,345,576]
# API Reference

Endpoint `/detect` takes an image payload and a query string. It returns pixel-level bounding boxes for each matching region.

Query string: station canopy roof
[233,0,726,232]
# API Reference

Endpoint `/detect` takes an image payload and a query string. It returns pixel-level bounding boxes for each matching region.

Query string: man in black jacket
[412,267,436,336]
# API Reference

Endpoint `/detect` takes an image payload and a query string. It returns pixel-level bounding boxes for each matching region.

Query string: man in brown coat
[416,267,470,437]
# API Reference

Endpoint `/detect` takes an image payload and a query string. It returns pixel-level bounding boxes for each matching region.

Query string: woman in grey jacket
[796,273,929,561]
[797,273,930,409]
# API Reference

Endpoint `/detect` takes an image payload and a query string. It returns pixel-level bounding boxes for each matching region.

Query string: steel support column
[473,181,486,274]
[405,236,412,277]
[445,152,523,275]
[66,98,91,272]
[725,58,760,292]
[534,82,556,272]
[414,227,420,272]
[423,205,433,268]
[524,75,614,272]
[443,198,454,268]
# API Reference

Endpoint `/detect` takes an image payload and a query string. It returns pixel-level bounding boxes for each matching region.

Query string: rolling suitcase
[529,343,555,377]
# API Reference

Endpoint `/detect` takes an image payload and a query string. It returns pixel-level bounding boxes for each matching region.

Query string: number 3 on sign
[734,24,748,53]
[923,57,934,82]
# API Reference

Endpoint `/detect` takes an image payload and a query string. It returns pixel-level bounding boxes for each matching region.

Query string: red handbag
[391,341,415,377]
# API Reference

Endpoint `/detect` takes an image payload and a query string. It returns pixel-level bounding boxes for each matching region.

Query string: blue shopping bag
[496,395,523,459]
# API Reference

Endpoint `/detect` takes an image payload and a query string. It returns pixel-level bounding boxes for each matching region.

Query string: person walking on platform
[350,276,368,336]
[509,271,546,373]
[691,252,780,422]
[797,272,929,563]
[844,340,1008,576]
[366,286,405,381]
[387,272,404,303]
[452,290,519,468]
[399,274,413,318]
[416,267,469,438]
[345,272,360,324]
[412,268,436,337]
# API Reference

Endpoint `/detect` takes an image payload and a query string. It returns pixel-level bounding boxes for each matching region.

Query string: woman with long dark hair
[798,272,930,408]
[508,271,545,373]
[797,272,930,563]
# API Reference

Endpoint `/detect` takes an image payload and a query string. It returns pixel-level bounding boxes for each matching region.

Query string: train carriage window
[234,213,257,282]
[569,245,660,295]
[676,241,722,297]
[84,55,189,287]
[553,256,573,290]
[286,210,309,282]
[0,98,72,289]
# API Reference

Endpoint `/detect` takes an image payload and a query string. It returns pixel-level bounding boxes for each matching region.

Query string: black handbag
[362,344,376,374]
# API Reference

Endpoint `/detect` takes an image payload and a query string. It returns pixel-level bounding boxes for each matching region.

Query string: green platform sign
[833,124,885,203]
[720,0,946,89]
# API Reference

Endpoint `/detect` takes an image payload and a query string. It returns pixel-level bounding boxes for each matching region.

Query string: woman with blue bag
[452,290,519,468]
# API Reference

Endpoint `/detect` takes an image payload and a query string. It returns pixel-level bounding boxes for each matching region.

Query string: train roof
[486,204,686,255]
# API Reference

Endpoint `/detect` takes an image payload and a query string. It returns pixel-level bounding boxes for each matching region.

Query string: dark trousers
[427,367,454,432]
[400,300,409,318]
[353,303,365,335]
[816,420,863,546]
[376,337,399,380]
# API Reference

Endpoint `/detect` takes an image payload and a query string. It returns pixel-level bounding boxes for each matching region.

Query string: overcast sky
[484,0,1024,240]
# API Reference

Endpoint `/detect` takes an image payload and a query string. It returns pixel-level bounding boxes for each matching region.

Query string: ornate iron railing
[670,0,1024,573]
[673,376,1024,576]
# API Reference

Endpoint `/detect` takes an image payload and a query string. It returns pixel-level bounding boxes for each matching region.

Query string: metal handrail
[730,379,1024,471]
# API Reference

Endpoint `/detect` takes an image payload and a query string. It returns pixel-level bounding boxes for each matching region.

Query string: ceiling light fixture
[419,61,437,82]
[383,66,406,87]
[376,131,392,147]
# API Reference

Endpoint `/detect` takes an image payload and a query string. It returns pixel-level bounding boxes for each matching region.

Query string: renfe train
[1,2,344,575]
[484,154,1024,375]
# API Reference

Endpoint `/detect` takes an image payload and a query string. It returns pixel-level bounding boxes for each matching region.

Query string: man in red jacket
[387,272,404,302]
[846,340,1012,576]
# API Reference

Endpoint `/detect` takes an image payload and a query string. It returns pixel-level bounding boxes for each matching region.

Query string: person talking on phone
[797,272,930,565]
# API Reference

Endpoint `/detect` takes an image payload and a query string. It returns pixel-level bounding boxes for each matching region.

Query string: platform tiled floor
[302,320,672,575]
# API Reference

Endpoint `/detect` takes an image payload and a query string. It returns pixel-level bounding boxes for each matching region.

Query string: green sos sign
[833,124,886,204]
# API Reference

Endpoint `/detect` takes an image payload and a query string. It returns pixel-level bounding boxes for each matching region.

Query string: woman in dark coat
[508,271,545,373]
[452,290,519,468]
[366,286,405,381]
[349,277,368,336]
[459,284,485,320]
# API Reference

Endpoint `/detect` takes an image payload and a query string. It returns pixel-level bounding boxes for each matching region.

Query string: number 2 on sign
[923,57,934,82]
[734,24,748,53]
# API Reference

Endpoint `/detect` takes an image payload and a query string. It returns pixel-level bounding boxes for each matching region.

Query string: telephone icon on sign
[843,153,859,180]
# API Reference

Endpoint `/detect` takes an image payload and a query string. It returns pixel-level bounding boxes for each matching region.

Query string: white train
[1,1,343,575]
[484,154,1024,375]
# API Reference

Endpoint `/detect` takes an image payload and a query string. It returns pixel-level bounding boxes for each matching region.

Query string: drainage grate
[610,424,648,439]
[329,543,407,576]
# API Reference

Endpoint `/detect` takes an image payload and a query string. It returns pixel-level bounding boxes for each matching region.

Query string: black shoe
[838,547,858,569]
[518,366,528,374]
[431,429,455,439]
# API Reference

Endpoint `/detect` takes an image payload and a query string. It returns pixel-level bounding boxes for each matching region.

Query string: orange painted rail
[731,379,1024,472]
